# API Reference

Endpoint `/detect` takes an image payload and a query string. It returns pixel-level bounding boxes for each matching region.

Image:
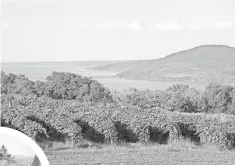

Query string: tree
[1,72,36,95]
[44,71,113,102]
[14,75,36,95]
[228,90,235,115]
[34,81,45,96]
[164,84,202,113]
[0,145,16,165]
[1,71,17,94]
[200,83,234,114]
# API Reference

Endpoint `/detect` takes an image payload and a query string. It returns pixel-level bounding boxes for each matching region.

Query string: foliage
[44,71,113,103]
[164,84,202,113]
[1,71,36,95]
[118,88,166,109]
[228,90,235,114]
[0,145,16,164]
[1,94,82,144]
[1,71,235,150]
[1,71,113,103]
[116,84,203,113]
[196,118,235,150]
[200,83,234,114]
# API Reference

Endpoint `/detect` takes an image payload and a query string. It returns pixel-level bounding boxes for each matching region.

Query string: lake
[1,62,207,92]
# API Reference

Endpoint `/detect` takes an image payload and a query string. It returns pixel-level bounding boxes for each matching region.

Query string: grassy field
[46,142,235,165]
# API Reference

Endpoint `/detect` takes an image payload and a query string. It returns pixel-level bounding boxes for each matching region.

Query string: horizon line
[1,44,233,63]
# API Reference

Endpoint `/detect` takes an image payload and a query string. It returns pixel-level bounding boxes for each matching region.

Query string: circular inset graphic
[0,127,49,166]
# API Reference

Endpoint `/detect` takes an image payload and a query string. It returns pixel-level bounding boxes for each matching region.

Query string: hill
[86,60,149,72]
[90,45,235,84]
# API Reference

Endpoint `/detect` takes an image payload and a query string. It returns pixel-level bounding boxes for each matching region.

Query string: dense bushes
[116,88,165,109]
[2,71,235,115]
[1,71,235,150]
[1,94,83,143]
[114,84,202,113]
[116,83,235,115]
[200,83,235,115]
[164,84,202,113]
[44,72,113,102]
[2,93,235,150]
[1,71,113,103]
[196,117,235,150]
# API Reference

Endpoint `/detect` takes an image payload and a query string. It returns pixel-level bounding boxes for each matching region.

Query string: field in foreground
[46,143,235,165]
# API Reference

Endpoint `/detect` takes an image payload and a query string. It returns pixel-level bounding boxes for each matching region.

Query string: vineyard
[1,93,235,150]
[1,71,235,151]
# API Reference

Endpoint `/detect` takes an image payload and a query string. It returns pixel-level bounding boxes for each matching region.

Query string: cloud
[98,20,142,31]
[97,22,118,29]
[186,20,233,31]
[70,20,142,31]
[2,22,9,28]
[128,21,141,30]
[153,20,233,31]
[215,20,232,29]
[155,20,181,31]
[70,19,233,32]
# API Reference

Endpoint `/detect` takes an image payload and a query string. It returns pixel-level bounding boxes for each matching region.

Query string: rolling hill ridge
[89,45,235,84]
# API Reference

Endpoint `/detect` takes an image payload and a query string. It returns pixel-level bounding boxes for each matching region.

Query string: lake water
[1,62,206,92]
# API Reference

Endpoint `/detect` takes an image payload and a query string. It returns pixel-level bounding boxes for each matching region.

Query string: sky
[0,134,35,157]
[1,0,235,62]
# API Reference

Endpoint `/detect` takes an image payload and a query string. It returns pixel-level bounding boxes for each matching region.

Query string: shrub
[196,118,235,150]
[164,84,202,113]
[1,71,114,103]
[200,83,234,114]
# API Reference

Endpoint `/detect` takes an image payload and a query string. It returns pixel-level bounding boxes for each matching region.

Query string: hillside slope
[87,60,150,72]
[89,45,235,83]
[117,45,235,83]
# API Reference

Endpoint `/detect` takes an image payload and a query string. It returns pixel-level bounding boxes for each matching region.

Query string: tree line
[1,71,113,103]
[114,83,235,115]
[1,71,235,115]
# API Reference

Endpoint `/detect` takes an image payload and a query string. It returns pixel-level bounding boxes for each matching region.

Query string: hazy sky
[1,0,235,62]
[0,134,35,157]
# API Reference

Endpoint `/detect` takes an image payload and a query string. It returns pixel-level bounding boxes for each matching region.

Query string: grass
[45,140,235,165]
